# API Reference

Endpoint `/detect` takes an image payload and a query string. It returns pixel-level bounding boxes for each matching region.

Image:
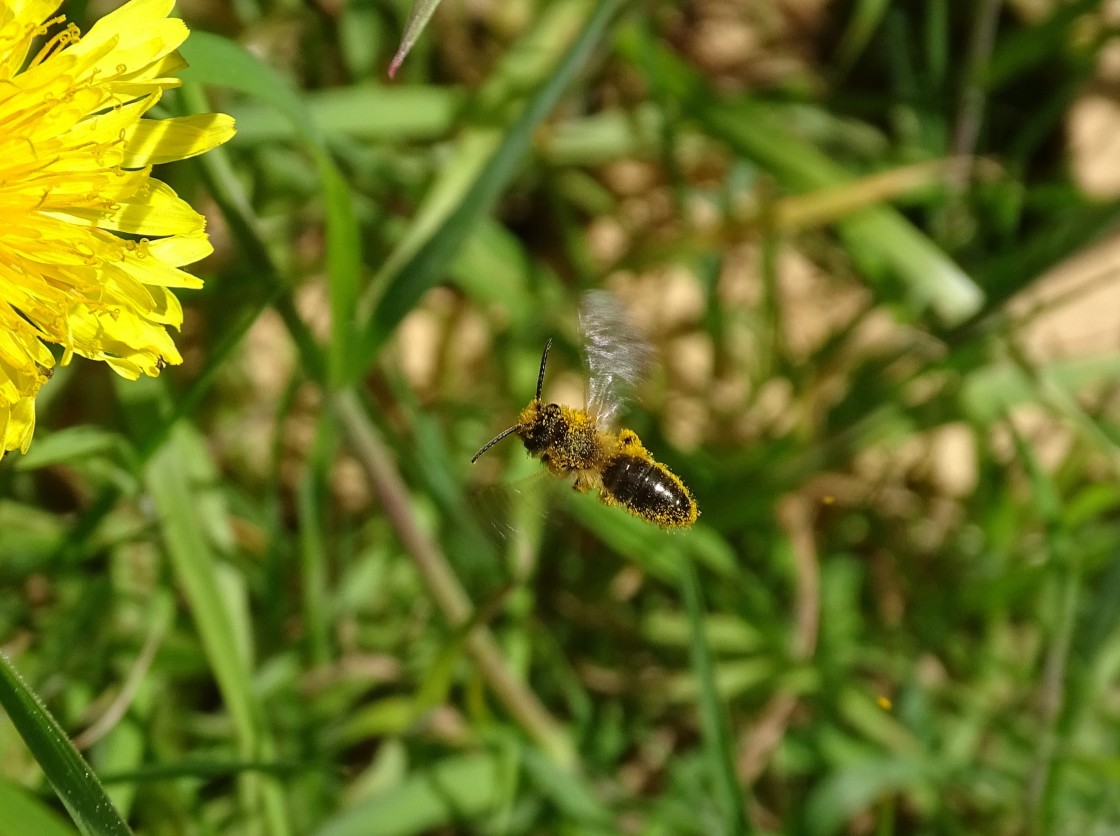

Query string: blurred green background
[7,0,1120,832]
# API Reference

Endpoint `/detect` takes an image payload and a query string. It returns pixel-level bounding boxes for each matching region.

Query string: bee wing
[469,470,553,546]
[579,290,652,428]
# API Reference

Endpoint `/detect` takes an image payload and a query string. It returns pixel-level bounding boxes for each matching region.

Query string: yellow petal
[66,302,182,378]
[0,0,234,458]
[43,179,207,236]
[123,113,237,166]
[0,396,38,455]
[147,232,214,267]
[117,241,206,289]
[68,1,187,73]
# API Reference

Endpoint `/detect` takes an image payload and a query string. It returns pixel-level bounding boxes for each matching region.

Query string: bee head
[520,402,563,455]
[471,339,556,465]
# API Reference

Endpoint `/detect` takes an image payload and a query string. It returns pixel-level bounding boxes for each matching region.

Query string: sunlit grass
[3,1,1120,833]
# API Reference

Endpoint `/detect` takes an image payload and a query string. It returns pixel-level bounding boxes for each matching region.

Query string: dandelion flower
[0,0,235,457]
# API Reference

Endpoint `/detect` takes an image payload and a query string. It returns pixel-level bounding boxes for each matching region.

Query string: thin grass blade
[620,32,984,324]
[679,561,751,834]
[356,0,623,367]
[180,32,360,386]
[388,0,443,78]
[141,418,289,836]
[0,654,131,836]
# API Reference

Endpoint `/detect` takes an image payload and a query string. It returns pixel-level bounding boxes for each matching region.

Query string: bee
[471,291,698,529]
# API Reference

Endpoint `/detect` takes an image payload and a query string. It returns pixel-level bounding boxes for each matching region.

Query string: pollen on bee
[471,294,699,530]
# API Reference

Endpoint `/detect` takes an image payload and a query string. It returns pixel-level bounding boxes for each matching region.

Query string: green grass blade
[984,0,1098,90]
[180,31,360,386]
[0,654,130,836]
[178,79,327,387]
[226,85,464,145]
[12,428,124,471]
[805,757,942,836]
[518,745,615,830]
[388,0,443,78]
[296,416,336,666]
[179,33,325,148]
[141,418,289,836]
[319,156,362,386]
[0,778,77,836]
[355,0,623,366]
[832,0,891,74]
[314,752,503,836]
[332,390,575,766]
[680,561,751,834]
[620,31,984,324]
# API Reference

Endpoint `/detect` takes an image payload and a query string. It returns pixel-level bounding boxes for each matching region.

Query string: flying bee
[471,291,698,529]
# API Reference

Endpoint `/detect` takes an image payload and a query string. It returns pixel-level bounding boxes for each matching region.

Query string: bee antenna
[473,340,550,464]
[535,338,553,402]
[470,424,522,463]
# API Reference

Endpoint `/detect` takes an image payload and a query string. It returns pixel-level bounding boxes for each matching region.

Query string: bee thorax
[518,401,603,473]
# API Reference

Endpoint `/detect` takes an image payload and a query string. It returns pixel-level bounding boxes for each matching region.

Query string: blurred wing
[579,290,652,427]
[469,471,553,546]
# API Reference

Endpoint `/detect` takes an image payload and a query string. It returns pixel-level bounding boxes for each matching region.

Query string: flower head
[0,0,234,457]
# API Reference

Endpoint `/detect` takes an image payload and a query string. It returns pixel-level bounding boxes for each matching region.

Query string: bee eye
[523,404,565,454]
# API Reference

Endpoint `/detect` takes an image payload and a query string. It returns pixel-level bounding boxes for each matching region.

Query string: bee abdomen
[600,454,697,529]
